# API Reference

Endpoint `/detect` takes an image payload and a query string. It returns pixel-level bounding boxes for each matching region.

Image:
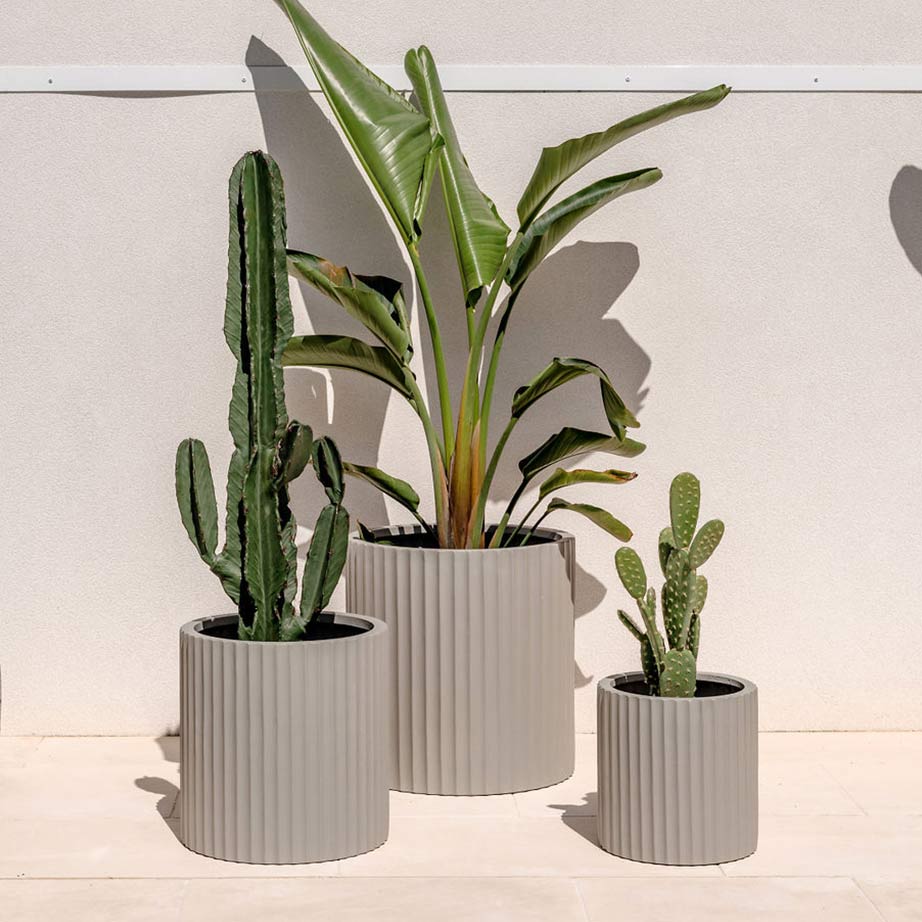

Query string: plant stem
[478,288,519,458]
[406,376,448,537]
[502,495,542,547]
[470,415,516,538]
[408,243,454,461]
[488,477,527,548]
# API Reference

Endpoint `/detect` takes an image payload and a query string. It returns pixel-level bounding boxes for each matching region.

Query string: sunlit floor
[1,732,920,920]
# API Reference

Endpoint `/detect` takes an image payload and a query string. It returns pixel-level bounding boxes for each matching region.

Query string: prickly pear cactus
[175,151,349,642]
[612,472,724,696]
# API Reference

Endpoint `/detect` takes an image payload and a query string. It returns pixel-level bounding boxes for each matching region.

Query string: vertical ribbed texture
[346,527,575,795]
[597,672,758,865]
[179,614,389,864]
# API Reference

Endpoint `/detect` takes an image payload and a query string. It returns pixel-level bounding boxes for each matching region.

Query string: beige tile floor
[1,732,920,920]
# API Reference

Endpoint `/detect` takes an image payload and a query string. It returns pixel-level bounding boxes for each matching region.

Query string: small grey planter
[597,672,758,865]
[179,613,389,864]
[346,526,575,795]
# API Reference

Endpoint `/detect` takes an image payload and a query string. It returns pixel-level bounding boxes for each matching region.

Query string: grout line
[570,877,593,922]
[815,762,869,817]
[849,879,889,921]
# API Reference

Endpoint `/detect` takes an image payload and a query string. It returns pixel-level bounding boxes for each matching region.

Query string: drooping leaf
[287,251,412,361]
[274,421,313,484]
[312,435,345,504]
[537,466,636,501]
[413,133,445,233]
[175,438,219,561]
[283,334,414,399]
[512,356,639,432]
[508,169,662,290]
[274,0,433,242]
[544,498,632,542]
[519,427,645,484]
[343,461,421,515]
[405,45,510,305]
[516,84,730,229]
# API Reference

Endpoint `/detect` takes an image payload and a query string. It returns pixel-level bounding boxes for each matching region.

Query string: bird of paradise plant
[272,0,729,548]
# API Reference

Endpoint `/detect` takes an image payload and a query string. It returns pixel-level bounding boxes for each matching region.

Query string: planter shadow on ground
[134,736,181,839]
[246,37,652,692]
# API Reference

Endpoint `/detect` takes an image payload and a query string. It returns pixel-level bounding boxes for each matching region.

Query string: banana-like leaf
[538,466,636,501]
[274,0,433,242]
[312,435,345,504]
[519,427,646,484]
[344,461,421,514]
[283,334,414,399]
[508,168,662,290]
[512,356,639,432]
[516,85,730,229]
[274,421,313,484]
[544,498,632,542]
[413,133,444,233]
[287,251,412,361]
[405,46,510,306]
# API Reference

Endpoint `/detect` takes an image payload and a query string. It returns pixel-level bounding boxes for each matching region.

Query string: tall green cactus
[613,472,724,697]
[175,151,349,642]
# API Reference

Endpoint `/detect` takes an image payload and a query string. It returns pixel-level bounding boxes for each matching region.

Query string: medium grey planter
[597,672,758,865]
[179,613,389,864]
[345,525,576,795]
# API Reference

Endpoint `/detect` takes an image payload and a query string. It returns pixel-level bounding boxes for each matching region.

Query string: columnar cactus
[174,151,349,642]
[614,473,724,696]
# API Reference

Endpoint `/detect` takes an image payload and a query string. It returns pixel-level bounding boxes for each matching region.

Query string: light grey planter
[179,613,389,864]
[345,525,576,795]
[597,672,758,865]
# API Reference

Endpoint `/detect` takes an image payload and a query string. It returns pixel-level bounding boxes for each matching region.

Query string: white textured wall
[2,2,922,734]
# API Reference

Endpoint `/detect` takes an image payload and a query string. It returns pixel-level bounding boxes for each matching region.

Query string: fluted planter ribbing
[345,526,576,795]
[597,672,758,865]
[179,613,389,864]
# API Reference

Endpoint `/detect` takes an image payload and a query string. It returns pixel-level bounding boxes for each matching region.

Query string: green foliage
[610,473,725,697]
[271,0,730,547]
[174,151,350,641]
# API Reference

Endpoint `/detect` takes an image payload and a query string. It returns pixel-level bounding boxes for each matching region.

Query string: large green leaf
[405,46,510,305]
[516,85,730,229]
[343,461,421,514]
[544,498,632,542]
[275,0,433,242]
[512,356,639,432]
[538,466,636,501]
[508,169,661,290]
[283,334,414,399]
[287,251,412,361]
[519,427,646,484]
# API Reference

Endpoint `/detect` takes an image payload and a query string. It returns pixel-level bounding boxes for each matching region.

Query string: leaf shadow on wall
[890,165,922,277]
[247,39,653,688]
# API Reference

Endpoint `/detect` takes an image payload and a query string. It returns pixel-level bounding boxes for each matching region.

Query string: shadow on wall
[246,39,652,688]
[890,165,922,276]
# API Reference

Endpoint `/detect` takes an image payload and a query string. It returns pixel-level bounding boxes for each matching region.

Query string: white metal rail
[3,64,922,94]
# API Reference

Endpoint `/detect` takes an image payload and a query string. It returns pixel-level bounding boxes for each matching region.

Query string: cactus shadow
[890,165,922,277]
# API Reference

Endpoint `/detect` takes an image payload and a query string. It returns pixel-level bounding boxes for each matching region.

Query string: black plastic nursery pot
[345,525,576,795]
[179,613,389,864]
[597,671,758,865]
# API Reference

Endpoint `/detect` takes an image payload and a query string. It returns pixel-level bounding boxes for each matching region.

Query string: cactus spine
[613,472,724,697]
[175,151,349,642]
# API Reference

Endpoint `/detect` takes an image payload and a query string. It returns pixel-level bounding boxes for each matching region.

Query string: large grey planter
[345,525,575,795]
[597,672,758,865]
[179,613,389,864]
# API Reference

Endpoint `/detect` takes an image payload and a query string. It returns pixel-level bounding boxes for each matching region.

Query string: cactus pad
[669,472,700,548]
[658,526,676,576]
[658,648,697,697]
[691,574,708,615]
[689,518,724,568]
[663,548,692,648]
[615,547,647,599]
[688,613,701,658]
[617,609,645,641]
[640,636,659,688]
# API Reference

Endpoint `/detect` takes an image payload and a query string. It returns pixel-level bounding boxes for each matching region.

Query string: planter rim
[599,670,756,700]
[180,612,386,646]
[350,524,573,555]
